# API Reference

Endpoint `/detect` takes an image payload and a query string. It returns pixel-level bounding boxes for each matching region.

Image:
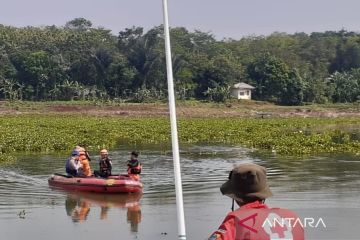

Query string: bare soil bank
[0,101,359,118]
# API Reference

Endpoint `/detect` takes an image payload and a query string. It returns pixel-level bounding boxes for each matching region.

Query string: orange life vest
[128,173,141,181]
[209,201,304,240]
[79,155,92,177]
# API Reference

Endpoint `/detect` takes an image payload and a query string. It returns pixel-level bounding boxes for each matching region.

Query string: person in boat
[76,144,92,161]
[208,163,304,240]
[65,150,82,177]
[127,151,142,178]
[77,147,92,177]
[94,149,112,178]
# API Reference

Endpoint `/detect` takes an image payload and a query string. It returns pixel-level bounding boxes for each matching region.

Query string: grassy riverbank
[1,114,360,163]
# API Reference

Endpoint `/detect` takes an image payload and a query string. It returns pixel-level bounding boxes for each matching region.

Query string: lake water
[0,145,359,240]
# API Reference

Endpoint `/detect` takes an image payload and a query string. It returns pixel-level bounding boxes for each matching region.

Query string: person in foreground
[94,149,112,178]
[127,151,142,181]
[209,163,304,240]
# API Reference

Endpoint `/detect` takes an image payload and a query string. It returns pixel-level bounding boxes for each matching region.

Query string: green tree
[65,18,92,30]
[247,53,290,102]
[280,68,304,105]
[330,35,360,72]
[21,51,68,100]
[105,54,137,97]
[118,26,165,90]
[327,71,359,102]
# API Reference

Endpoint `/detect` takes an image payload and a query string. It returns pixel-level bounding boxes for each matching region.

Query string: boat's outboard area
[0,169,61,217]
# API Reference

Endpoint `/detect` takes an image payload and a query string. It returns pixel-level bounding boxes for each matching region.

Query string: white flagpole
[161,0,187,239]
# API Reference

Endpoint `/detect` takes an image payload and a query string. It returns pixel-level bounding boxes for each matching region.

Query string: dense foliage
[1,18,360,104]
[1,115,360,164]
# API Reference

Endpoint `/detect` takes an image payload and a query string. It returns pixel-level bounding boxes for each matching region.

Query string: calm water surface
[0,145,359,240]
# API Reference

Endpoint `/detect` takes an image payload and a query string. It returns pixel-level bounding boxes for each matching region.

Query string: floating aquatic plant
[0,115,360,157]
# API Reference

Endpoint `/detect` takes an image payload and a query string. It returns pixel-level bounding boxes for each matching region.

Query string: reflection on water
[66,197,90,222]
[0,145,359,239]
[64,191,142,232]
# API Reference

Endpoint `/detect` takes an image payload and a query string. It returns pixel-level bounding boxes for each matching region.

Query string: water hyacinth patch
[0,116,360,159]
[0,152,17,165]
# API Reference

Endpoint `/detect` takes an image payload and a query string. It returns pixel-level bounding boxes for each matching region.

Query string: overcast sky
[1,0,360,39]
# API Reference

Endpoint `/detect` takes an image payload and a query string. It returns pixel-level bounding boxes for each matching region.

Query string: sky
[0,0,360,39]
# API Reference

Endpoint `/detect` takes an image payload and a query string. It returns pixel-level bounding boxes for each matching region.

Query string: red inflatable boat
[48,174,143,193]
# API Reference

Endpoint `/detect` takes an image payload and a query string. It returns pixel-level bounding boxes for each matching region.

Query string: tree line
[1,18,360,105]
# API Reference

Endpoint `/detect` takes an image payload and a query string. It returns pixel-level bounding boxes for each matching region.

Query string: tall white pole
[161,0,186,239]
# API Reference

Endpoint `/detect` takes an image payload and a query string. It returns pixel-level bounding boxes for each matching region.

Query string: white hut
[231,82,255,100]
